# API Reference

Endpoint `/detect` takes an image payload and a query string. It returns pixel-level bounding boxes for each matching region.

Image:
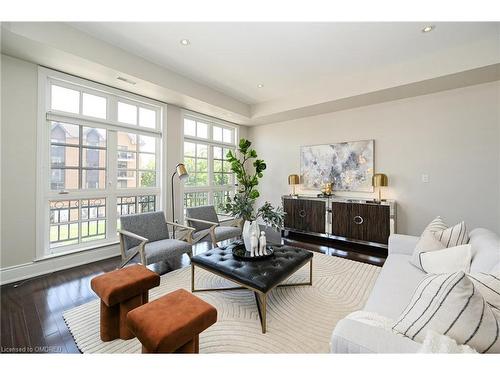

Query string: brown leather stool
[126,289,217,353]
[91,265,160,341]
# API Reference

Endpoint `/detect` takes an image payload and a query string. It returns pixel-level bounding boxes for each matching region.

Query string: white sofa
[330,228,500,353]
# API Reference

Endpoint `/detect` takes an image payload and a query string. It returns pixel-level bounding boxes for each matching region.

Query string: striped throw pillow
[468,273,500,312]
[423,216,448,233]
[411,217,470,272]
[392,272,500,353]
[433,221,469,248]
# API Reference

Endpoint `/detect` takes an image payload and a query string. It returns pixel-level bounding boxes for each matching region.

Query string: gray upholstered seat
[186,205,220,231]
[127,239,192,265]
[118,211,194,267]
[185,205,242,247]
[214,226,242,242]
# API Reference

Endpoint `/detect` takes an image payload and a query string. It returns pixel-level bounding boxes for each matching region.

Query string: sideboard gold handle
[298,209,306,218]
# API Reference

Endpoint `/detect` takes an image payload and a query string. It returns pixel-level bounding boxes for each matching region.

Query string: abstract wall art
[300,140,374,192]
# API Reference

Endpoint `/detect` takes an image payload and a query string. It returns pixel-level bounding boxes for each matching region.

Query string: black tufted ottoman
[190,245,313,333]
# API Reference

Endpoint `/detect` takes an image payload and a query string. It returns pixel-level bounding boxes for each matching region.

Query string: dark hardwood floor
[0,236,384,354]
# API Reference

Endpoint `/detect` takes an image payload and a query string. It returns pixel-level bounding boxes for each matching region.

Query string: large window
[117,132,157,188]
[50,123,107,190]
[38,68,163,256]
[183,114,237,214]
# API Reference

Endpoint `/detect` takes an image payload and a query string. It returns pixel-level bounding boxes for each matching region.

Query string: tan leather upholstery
[91,265,160,341]
[126,289,217,353]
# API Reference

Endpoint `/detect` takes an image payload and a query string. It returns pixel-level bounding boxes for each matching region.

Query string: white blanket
[418,330,478,354]
[344,310,477,354]
[344,310,394,331]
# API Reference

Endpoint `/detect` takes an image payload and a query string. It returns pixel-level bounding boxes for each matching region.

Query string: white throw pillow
[419,244,472,274]
[392,271,500,353]
[410,217,471,272]
[411,231,446,269]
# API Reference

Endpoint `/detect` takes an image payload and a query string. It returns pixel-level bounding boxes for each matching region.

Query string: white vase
[242,220,260,252]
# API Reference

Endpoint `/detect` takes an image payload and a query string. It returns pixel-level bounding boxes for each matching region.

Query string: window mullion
[107,130,118,241]
[182,114,236,213]
[208,144,214,205]
[79,126,83,190]
[77,199,82,245]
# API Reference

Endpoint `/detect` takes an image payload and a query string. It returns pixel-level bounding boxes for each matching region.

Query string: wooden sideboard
[282,195,396,248]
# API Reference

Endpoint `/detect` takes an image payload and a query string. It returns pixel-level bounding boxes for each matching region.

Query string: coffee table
[190,244,313,333]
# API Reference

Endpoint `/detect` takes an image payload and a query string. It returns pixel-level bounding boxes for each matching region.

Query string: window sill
[35,240,120,262]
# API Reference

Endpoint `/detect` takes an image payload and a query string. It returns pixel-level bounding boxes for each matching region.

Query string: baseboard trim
[0,244,120,286]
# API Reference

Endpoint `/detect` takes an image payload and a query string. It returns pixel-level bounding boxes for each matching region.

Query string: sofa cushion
[469,228,500,273]
[364,254,427,319]
[392,271,500,353]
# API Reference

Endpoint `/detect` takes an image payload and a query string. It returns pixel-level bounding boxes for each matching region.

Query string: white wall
[247,82,500,236]
[0,54,246,283]
[1,54,38,268]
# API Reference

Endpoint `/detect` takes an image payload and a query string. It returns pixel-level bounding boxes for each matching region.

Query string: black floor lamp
[171,163,189,238]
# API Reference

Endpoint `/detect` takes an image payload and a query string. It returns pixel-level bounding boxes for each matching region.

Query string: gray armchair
[118,211,195,268]
[185,205,242,248]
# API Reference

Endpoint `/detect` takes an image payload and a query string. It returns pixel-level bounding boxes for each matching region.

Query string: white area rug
[63,252,380,353]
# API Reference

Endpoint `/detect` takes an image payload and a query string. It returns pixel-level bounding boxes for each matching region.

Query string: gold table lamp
[288,174,300,196]
[372,173,388,202]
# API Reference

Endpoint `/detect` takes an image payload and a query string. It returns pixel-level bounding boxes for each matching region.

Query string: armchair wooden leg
[119,248,140,269]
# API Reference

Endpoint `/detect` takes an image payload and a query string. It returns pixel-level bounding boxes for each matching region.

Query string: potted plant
[221,138,285,250]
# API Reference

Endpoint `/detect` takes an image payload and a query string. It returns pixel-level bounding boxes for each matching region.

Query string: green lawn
[50,220,106,246]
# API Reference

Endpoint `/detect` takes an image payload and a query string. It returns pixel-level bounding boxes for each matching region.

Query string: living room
[1,1,500,373]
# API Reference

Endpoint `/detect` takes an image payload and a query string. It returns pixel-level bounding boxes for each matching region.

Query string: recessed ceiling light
[180,39,190,46]
[422,25,435,33]
[257,83,264,88]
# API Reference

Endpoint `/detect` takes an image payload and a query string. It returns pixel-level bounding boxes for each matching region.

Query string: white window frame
[181,111,239,216]
[36,67,164,259]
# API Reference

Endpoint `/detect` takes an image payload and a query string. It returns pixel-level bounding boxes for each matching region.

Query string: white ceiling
[71,22,499,105]
[2,22,498,125]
